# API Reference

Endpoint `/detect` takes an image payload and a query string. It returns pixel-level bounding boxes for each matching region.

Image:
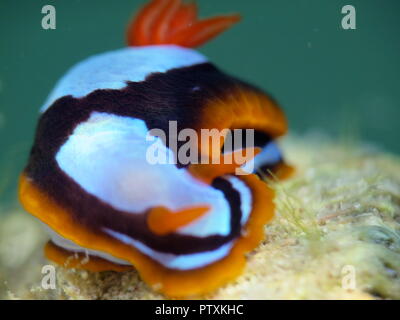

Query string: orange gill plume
[127,0,241,47]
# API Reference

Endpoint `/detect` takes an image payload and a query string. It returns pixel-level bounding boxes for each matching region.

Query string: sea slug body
[19,0,293,297]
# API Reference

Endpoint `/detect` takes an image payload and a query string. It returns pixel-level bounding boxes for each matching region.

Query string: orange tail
[127,0,241,48]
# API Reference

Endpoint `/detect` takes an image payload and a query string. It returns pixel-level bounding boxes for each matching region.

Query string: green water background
[0,0,399,208]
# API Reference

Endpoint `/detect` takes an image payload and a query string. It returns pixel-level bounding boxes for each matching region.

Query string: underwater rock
[2,135,400,299]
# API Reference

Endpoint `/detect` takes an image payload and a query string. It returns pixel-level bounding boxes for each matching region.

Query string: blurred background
[0,0,399,208]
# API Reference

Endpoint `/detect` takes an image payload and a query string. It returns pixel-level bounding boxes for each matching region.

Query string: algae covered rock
[1,136,400,299]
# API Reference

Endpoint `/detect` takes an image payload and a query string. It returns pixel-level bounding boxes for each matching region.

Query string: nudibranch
[19,0,293,297]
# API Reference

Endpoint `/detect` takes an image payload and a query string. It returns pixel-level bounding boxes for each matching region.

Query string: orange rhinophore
[147,205,210,236]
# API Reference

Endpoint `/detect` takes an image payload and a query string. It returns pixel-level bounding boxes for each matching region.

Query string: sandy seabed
[1,135,400,300]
